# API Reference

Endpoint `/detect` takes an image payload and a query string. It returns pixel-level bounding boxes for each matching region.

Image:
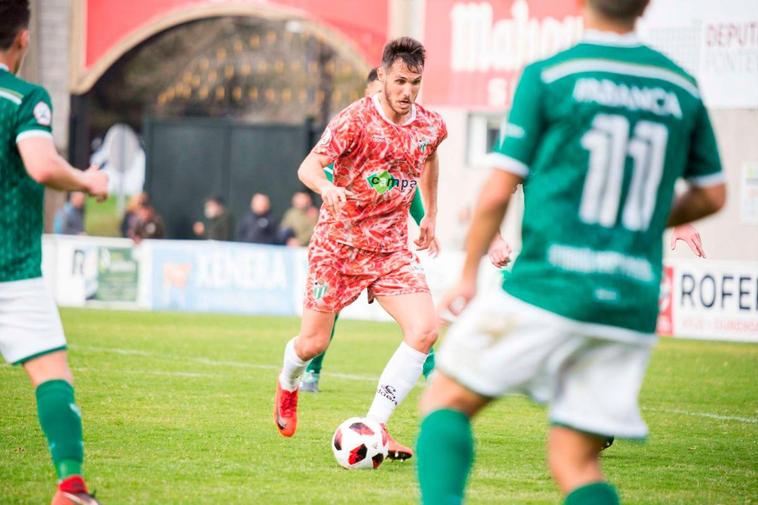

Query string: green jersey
[324,163,425,225]
[493,31,723,336]
[0,65,54,282]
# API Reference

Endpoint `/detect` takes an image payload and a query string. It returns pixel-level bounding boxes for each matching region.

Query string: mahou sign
[424,0,582,109]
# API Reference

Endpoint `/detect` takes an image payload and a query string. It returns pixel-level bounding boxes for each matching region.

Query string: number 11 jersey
[493,30,723,337]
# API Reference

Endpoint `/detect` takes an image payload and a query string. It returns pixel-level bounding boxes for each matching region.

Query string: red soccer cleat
[381,424,413,461]
[274,378,299,437]
[51,476,102,505]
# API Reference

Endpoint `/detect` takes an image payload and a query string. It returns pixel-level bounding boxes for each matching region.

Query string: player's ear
[16,28,30,53]
[377,65,386,82]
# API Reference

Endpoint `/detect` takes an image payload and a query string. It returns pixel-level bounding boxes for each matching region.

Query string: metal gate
[144,117,318,239]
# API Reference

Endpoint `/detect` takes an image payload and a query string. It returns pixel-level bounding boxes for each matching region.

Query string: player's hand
[488,235,512,268]
[83,164,109,202]
[671,224,705,258]
[320,182,353,214]
[437,277,477,326]
[426,237,440,258]
[415,216,436,251]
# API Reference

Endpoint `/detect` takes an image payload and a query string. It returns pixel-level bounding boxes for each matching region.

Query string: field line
[71,344,378,383]
[645,407,758,424]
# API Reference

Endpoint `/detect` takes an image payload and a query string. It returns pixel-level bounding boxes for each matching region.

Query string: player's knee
[408,323,437,353]
[295,333,330,360]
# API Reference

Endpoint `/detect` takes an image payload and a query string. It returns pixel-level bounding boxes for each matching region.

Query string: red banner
[423,0,582,109]
[84,0,387,71]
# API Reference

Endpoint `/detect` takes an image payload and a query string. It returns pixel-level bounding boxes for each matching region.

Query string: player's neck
[583,10,637,35]
[0,52,18,73]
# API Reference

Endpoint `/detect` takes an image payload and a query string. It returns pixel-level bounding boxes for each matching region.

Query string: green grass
[85,197,121,237]
[1,309,756,504]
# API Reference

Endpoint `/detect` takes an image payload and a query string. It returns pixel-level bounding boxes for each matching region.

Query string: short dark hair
[0,0,30,51]
[366,67,378,83]
[588,0,648,22]
[381,37,425,72]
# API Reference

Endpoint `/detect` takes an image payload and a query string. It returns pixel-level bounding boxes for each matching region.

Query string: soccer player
[0,2,108,504]
[416,0,726,503]
[274,37,447,460]
[300,67,439,393]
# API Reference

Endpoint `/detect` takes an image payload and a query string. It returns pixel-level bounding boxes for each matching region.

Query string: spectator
[193,195,234,241]
[131,204,165,242]
[120,192,149,238]
[53,192,86,235]
[237,193,279,244]
[281,191,318,246]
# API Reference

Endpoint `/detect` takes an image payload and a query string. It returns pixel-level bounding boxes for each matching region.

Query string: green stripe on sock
[35,380,84,479]
[417,409,473,505]
[422,348,435,379]
[565,482,620,505]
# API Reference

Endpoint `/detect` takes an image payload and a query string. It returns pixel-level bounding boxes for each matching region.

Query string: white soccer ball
[331,417,389,470]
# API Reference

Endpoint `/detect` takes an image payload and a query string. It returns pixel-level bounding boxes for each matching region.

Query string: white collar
[0,63,9,72]
[582,29,641,47]
[372,93,416,126]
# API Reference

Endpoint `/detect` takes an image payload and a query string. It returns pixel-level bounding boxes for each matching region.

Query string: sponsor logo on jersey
[312,281,328,300]
[367,170,418,194]
[33,101,52,126]
[572,78,683,119]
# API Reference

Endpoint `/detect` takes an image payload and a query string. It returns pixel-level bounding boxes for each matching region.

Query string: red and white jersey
[311,94,447,252]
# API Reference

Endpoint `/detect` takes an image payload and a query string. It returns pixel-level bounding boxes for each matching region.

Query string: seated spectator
[131,204,165,242]
[193,195,234,241]
[281,191,318,246]
[53,192,86,235]
[120,192,149,238]
[237,193,279,244]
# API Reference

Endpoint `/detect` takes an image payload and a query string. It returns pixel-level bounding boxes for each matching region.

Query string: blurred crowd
[191,191,318,246]
[54,189,319,247]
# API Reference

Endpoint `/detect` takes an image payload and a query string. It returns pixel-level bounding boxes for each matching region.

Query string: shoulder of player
[638,44,699,87]
[0,74,48,107]
[414,103,445,127]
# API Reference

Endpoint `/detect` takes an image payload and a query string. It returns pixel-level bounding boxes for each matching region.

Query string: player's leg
[548,428,618,504]
[547,339,652,504]
[0,278,100,504]
[301,313,340,393]
[275,308,336,437]
[367,291,436,459]
[422,348,435,379]
[23,352,100,504]
[417,371,490,505]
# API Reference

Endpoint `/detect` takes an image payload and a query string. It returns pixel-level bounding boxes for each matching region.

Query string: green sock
[35,380,84,479]
[417,409,473,505]
[565,482,620,505]
[305,314,339,375]
[422,348,435,379]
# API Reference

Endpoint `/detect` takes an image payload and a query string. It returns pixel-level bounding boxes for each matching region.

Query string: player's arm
[415,151,439,251]
[297,152,350,213]
[667,100,726,227]
[488,231,512,268]
[18,136,108,199]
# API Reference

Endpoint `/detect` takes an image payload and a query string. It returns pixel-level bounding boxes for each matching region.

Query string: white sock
[367,342,427,425]
[278,337,310,391]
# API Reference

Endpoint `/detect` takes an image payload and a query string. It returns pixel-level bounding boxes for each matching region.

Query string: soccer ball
[331,417,388,470]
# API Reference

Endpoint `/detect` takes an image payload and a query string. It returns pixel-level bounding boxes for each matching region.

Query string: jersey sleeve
[431,114,448,153]
[311,104,361,163]
[683,100,724,187]
[409,188,425,225]
[323,163,335,183]
[488,63,544,178]
[15,86,53,143]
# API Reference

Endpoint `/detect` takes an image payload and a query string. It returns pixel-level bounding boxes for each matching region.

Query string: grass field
[1,309,756,504]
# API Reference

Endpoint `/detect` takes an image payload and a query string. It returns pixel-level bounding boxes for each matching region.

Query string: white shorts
[437,290,655,439]
[0,277,66,365]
